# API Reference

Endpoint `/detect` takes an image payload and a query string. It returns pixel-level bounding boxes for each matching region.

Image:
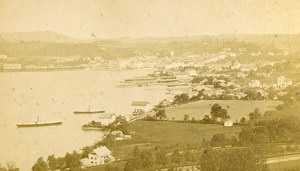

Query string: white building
[273,76,292,90]
[3,63,22,70]
[231,61,241,70]
[81,146,115,168]
[99,113,117,126]
[131,101,151,114]
[186,69,198,77]
[248,80,261,88]
[240,64,257,72]
[224,120,233,127]
[175,72,190,80]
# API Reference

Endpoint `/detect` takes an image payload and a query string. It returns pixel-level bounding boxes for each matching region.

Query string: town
[1,1,300,171]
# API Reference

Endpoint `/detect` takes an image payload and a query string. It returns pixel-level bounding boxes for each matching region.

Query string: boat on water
[74,110,105,114]
[167,83,190,87]
[16,117,62,128]
[74,106,105,114]
[81,126,102,131]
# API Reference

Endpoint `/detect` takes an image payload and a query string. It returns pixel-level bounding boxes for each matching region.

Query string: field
[166,100,283,121]
[269,159,300,171]
[128,121,242,144]
[109,121,243,160]
[85,161,127,171]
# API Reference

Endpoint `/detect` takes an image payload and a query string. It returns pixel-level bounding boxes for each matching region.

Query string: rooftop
[92,146,112,156]
[99,113,116,119]
[131,101,150,106]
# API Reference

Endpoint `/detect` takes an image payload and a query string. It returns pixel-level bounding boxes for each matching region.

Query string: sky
[0,0,300,39]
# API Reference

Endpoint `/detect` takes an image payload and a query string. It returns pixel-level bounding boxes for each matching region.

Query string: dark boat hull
[74,111,105,114]
[16,122,62,127]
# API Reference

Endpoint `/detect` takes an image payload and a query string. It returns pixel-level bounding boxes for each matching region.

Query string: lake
[0,69,171,170]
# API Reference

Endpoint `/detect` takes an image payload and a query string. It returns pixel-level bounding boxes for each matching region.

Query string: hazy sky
[0,0,300,39]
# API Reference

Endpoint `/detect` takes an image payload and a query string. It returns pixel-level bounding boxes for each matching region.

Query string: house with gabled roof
[99,113,117,126]
[81,146,115,168]
[131,101,151,114]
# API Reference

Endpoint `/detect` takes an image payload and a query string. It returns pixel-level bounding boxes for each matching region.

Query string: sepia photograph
[1,0,300,170]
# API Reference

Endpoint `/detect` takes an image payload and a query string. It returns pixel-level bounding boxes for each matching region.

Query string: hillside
[0,31,81,43]
[1,32,300,58]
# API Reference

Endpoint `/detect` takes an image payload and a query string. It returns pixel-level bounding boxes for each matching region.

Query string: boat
[16,117,62,128]
[74,110,105,114]
[167,83,190,87]
[74,106,105,114]
[81,126,102,131]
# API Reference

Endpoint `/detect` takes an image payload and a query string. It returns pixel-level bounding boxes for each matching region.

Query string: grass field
[269,159,300,171]
[85,161,127,171]
[128,120,243,144]
[108,121,243,160]
[166,100,283,121]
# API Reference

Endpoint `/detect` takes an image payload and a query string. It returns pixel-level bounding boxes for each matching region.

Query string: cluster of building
[80,101,154,168]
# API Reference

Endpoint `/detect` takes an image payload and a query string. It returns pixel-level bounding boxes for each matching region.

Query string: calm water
[0,69,170,170]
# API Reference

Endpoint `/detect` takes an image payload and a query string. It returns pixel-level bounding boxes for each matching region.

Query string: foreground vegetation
[30,93,300,171]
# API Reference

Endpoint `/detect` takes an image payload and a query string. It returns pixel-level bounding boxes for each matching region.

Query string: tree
[64,151,81,169]
[82,146,94,158]
[210,103,230,122]
[184,150,196,162]
[171,149,181,164]
[140,150,156,169]
[230,136,239,147]
[240,117,247,125]
[211,133,226,147]
[200,148,268,171]
[156,109,167,120]
[202,115,211,123]
[133,146,141,157]
[249,108,262,124]
[5,162,17,171]
[56,157,65,170]
[47,155,57,171]
[173,93,189,105]
[184,114,190,121]
[154,146,169,166]
[32,157,48,171]
[102,134,116,148]
[0,163,6,171]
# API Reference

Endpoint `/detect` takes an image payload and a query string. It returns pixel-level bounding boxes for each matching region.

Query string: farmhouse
[186,69,198,77]
[248,80,261,88]
[224,120,233,127]
[98,113,117,126]
[231,61,241,70]
[273,76,292,90]
[81,146,115,168]
[132,101,151,114]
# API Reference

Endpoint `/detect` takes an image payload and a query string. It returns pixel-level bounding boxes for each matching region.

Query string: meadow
[269,159,300,171]
[166,100,283,121]
[109,121,243,160]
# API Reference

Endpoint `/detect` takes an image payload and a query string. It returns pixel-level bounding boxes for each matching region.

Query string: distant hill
[0,31,82,43]
[0,32,300,58]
